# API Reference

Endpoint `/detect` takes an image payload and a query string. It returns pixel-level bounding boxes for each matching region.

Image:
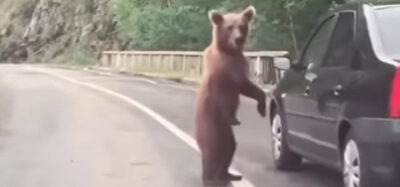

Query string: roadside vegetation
[115,0,400,55]
[0,0,399,64]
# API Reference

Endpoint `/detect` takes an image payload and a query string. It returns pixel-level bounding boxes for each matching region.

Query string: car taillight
[390,67,400,118]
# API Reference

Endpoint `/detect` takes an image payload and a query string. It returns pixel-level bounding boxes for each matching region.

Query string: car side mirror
[275,57,290,70]
[290,59,307,71]
[290,59,298,68]
[283,54,304,70]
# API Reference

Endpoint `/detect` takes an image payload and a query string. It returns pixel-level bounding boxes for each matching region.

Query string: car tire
[271,110,302,170]
[343,131,369,187]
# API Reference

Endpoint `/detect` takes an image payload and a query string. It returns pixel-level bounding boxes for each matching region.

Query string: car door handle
[332,85,343,96]
[307,63,315,70]
[304,85,311,96]
[305,72,318,83]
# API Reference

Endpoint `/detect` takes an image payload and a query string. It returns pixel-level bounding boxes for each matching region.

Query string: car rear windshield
[375,6,400,61]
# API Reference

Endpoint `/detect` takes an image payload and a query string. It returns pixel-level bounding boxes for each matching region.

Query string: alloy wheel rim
[272,115,283,160]
[343,140,361,187]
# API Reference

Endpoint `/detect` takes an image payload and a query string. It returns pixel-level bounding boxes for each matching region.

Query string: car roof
[316,3,359,22]
[317,3,400,22]
[373,4,400,10]
[327,3,400,13]
[330,3,360,12]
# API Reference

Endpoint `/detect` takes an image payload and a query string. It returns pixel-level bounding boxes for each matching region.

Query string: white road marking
[83,68,158,85]
[158,83,265,104]
[153,78,272,96]
[83,68,114,76]
[160,83,197,92]
[134,77,158,85]
[84,67,270,94]
[32,66,255,187]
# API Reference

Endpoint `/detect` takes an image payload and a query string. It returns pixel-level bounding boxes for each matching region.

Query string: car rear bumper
[351,118,400,143]
[351,118,400,186]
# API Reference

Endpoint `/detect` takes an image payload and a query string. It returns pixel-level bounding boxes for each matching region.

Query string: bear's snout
[235,37,245,46]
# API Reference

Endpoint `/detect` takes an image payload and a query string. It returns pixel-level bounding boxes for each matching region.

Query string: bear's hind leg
[202,150,230,186]
[220,125,242,181]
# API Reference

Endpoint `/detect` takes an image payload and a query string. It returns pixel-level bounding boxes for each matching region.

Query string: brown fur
[195,6,266,185]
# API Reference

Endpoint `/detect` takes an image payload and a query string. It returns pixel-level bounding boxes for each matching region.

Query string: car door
[305,12,357,164]
[283,14,338,157]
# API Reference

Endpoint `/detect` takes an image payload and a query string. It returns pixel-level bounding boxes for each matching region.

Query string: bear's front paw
[257,100,266,117]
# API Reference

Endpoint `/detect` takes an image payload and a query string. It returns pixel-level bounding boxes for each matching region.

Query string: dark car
[267,3,400,187]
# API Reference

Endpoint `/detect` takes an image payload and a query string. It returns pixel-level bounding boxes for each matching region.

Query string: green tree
[115,1,211,50]
[114,0,400,52]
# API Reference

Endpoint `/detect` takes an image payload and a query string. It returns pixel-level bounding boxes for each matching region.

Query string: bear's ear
[209,10,224,25]
[242,6,256,22]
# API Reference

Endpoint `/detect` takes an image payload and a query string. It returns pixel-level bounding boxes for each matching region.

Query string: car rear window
[375,7,400,61]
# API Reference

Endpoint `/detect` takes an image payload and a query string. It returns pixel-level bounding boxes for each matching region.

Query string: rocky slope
[0,0,126,64]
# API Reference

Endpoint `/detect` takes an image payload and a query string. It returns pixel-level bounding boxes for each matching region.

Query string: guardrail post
[112,54,114,67]
[266,57,277,84]
[107,53,111,67]
[158,54,163,71]
[170,54,174,72]
[128,54,132,71]
[182,55,187,74]
[99,52,103,66]
[122,53,126,71]
[255,56,262,84]
[148,55,151,71]
[116,53,121,71]
[140,54,143,70]
[132,53,136,70]
[197,56,202,76]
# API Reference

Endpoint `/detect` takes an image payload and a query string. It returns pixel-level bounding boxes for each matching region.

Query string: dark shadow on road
[279,161,342,187]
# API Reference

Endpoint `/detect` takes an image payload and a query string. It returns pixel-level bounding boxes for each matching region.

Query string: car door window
[323,12,356,67]
[301,16,337,70]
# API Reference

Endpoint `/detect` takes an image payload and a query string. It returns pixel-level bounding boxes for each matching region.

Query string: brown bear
[195,6,266,186]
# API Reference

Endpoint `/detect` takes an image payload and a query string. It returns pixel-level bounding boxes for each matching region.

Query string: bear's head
[209,6,256,53]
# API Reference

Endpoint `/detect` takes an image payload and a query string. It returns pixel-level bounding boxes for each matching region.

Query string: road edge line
[34,67,255,187]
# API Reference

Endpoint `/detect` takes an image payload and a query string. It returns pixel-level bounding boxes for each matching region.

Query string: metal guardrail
[98,50,289,85]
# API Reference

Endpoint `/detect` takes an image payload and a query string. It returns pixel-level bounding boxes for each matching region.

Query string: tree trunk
[165,0,172,8]
[288,14,299,57]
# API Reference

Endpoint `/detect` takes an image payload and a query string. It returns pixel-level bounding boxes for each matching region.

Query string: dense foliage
[114,0,400,53]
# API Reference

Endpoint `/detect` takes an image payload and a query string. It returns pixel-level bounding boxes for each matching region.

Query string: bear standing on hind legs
[195,6,266,186]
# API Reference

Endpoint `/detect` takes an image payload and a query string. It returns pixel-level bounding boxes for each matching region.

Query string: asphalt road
[0,64,342,187]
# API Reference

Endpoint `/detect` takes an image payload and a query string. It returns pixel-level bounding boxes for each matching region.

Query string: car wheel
[343,132,365,187]
[271,111,302,170]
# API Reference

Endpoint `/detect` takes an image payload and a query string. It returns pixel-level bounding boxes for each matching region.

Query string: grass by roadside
[130,72,201,85]
[90,65,201,85]
[91,66,274,91]
[45,58,202,85]
[50,51,97,69]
